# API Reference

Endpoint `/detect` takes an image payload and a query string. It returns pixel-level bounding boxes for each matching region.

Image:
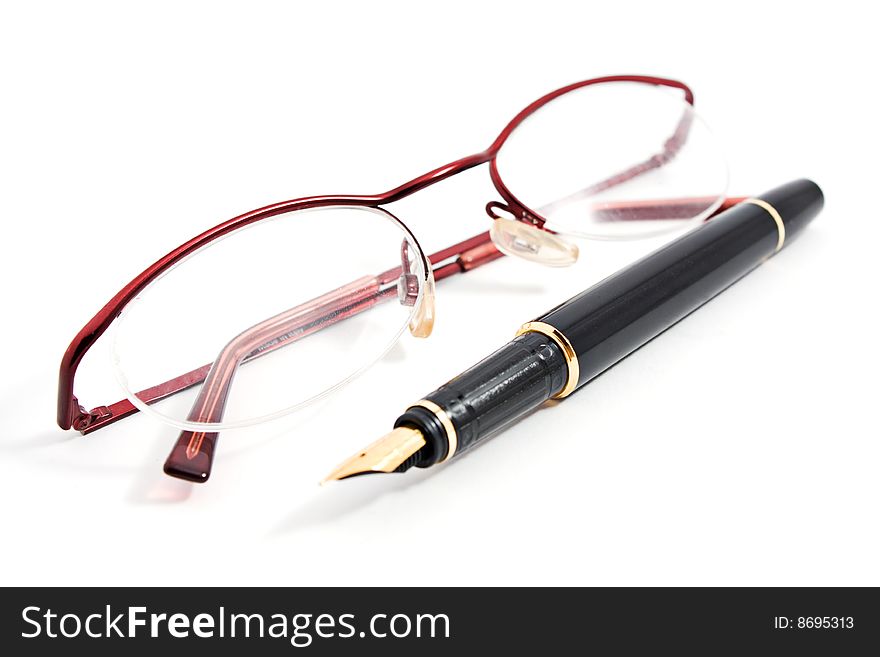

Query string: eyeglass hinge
[71,401,113,433]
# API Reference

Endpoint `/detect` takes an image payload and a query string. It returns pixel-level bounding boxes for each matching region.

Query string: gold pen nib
[322,427,426,483]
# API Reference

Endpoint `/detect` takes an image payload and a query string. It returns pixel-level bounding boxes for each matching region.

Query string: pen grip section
[418,332,567,461]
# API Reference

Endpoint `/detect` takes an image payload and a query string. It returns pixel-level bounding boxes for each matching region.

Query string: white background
[1,1,878,586]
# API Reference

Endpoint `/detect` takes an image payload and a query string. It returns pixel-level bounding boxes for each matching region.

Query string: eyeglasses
[57,74,735,482]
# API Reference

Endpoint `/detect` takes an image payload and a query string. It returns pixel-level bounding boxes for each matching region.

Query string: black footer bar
[2,587,877,654]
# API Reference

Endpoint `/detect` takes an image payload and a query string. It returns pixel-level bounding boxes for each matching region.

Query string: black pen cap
[759,178,824,242]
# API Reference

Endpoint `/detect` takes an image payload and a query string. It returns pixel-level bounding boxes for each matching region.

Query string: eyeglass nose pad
[406,271,435,338]
[487,206,579,267]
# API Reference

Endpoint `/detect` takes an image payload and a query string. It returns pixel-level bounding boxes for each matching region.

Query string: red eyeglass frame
[57,74,743,437]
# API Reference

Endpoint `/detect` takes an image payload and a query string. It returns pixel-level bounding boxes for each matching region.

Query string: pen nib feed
[321,427,426,483]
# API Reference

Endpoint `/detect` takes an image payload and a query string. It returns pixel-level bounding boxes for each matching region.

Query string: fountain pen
[324,179,824,482]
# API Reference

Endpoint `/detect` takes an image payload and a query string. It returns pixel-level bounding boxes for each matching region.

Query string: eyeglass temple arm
[582,103,741,222]
[590,196,747,222]
[73,231,501,435]
[534,90,700,221]
[162,275,391,481]
[536,114,742,223]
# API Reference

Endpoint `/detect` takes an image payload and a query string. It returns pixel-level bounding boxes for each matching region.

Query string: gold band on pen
[515,321,580,399]
[411,399,458,462]
[745,198,786,252]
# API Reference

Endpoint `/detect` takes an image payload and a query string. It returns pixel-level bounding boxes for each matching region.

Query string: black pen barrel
[398,179,823,468]
[542,178,823,389]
